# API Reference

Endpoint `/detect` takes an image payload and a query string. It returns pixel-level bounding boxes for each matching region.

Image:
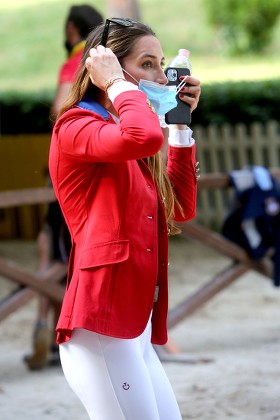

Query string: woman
[49,18,200,420]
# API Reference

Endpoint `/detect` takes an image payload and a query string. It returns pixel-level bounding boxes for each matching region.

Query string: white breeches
[59,318,182,420]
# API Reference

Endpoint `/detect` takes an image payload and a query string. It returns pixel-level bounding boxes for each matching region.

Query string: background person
[49,18,201,419]
[24,4,103,371]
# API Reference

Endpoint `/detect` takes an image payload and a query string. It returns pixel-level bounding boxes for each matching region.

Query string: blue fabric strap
[77,96,109,121]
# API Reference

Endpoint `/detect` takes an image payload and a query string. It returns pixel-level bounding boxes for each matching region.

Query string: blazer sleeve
[167,144,197,222]
[53,90,164,162]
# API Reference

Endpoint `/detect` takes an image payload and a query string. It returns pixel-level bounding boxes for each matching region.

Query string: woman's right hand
[85,46,124,91]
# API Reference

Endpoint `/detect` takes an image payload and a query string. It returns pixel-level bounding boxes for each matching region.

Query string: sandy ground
[1,235,280,420]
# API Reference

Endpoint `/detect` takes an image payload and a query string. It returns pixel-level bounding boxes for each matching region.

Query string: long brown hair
[57,20,183,234]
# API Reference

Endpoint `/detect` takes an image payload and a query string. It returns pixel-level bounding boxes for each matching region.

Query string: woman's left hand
[178,75,201,112]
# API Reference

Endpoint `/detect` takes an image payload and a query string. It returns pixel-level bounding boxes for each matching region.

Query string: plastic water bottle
[167,49,192,74]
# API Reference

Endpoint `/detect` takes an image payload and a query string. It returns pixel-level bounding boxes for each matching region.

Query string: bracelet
[105,77,125,94]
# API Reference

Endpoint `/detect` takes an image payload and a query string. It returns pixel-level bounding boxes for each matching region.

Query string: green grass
[1,0,280,93]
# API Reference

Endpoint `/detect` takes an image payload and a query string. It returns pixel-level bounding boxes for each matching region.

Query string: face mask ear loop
[121,68,139,84]
[176,76,188,94]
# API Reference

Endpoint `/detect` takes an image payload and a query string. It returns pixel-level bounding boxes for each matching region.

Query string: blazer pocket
[79,240,129,269]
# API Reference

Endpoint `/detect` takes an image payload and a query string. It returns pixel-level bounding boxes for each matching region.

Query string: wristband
[105,77,125,93]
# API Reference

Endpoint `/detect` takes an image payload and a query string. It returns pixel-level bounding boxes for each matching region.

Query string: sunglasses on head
[101,18,135,47]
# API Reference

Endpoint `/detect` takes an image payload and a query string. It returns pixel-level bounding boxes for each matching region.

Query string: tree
[203,0,280,54]
[106,0,141,20]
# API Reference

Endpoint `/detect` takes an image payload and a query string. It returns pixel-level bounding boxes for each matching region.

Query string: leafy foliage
[203,0,280,54]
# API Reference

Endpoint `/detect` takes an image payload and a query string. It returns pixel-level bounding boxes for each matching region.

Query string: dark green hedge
[0,90,53,134]
[0,79,279,134]
[191,78,280,126]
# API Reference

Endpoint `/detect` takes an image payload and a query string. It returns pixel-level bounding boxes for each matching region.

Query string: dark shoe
[23,321,51,370]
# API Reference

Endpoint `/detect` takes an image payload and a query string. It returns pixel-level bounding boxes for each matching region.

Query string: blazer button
[147,215,153,219]
[146,248,153,252]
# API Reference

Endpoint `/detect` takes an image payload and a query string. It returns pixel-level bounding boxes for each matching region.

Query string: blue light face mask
[138,79,177,115]
[121,68,178,116]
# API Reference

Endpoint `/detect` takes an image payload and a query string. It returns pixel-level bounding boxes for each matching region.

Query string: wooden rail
[0,187,56,208]
[167,222,272,329]
[0,263,67,321]
[0,187,66,322]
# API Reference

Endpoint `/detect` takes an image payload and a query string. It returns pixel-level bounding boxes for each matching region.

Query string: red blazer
[49,90,197,345]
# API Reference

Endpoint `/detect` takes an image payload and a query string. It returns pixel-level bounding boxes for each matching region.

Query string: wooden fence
[0,121,279,238]
[193,120,280,227]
